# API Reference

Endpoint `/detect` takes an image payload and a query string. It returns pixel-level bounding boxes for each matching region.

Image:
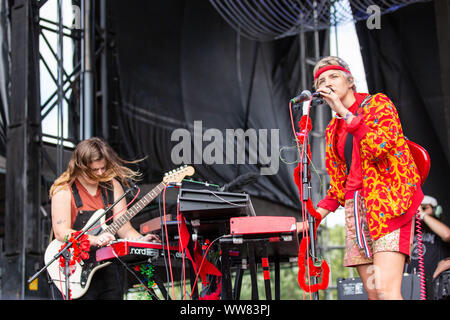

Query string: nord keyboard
[96,240,180,263]
[220,216,299,300]
[227,216,299,258]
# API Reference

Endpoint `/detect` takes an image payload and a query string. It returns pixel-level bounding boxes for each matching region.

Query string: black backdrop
[107,0,328,212]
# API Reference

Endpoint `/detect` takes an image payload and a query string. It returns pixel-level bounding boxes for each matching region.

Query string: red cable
[189,236,221,299]
[289,99,315,299]
[415,215,427,300]
[176,199,187,300]
[58,263,67,300]
[162,184,176,299]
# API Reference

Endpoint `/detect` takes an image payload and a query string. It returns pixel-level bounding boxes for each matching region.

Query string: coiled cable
[415,215,427,300]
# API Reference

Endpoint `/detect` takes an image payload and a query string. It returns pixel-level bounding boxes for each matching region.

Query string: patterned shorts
[343,198,414,267]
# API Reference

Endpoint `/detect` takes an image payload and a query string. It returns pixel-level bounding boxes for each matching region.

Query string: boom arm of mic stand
[27,186,136,285]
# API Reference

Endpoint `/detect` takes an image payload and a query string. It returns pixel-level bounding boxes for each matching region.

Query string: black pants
[50,263,124,300]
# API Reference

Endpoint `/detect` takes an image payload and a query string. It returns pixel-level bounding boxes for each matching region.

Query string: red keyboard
[228,216,299,259]
[96,240,179,262]
[230,216,297,236]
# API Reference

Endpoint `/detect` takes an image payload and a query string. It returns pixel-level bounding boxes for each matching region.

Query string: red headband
[314,65,351,80]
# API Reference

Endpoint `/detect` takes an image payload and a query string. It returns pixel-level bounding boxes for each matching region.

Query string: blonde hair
[313,56,356,91]
[49,137,143,198]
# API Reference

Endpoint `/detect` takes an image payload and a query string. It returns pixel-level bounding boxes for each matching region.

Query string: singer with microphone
[298,56,424,300]
[48,137,159,299]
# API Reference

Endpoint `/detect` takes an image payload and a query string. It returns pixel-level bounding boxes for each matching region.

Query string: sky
[39,0,74,146]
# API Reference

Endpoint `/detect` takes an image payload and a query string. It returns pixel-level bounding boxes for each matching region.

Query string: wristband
[343,111,353,121]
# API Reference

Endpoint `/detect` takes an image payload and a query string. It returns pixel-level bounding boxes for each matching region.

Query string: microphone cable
[415,214,427,300]
[289,97,315,300]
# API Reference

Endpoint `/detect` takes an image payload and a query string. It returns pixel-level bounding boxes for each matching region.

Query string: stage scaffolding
[1,0,111,298]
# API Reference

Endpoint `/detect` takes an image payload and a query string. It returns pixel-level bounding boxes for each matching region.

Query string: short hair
[313,56,356,91]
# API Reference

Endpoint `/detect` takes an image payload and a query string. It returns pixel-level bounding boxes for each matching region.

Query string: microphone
[126,179,139,190]
[220,172,260,192]
[290,90,312,104]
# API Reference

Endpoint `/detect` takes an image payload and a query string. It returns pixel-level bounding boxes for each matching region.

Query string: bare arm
[433,258,450,279]
[51,187,76,242]
[422,214,450,243]
[51,186,114,247]
[297,207,331,233]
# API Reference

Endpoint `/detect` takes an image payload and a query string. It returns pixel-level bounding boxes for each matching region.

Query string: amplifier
[337,273,421,300]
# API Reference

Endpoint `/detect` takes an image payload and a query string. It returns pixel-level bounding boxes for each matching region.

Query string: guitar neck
[102,182,166,236]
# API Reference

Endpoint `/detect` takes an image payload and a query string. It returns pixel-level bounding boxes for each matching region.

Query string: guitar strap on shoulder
[100,182,115,225]
[71,181,115,230]
[71,183,83,209]
[344,95,373,171]
[100,181,114,207]
[71,181,114,209]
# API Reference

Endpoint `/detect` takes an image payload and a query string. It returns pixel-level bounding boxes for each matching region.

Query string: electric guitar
[45,165,194,299]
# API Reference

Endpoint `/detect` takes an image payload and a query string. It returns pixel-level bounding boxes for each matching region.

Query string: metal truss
[38,0,107,177]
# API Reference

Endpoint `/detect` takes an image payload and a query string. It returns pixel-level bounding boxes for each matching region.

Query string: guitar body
[45,209,111,299]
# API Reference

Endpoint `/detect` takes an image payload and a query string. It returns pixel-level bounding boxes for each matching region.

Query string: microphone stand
[299,114,319,301]
[28,185,137,298]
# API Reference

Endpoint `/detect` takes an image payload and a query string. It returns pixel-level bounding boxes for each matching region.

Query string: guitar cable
[176,199,188,300]
[162,184,176,299]
[189,234,231,299]
[158,190,170,300]
[158,185,182,300]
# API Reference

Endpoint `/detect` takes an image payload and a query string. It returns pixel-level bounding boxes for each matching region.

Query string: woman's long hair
[49,137,142,198]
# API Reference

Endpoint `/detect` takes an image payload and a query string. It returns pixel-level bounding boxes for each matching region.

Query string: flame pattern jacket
[324,93,422,240]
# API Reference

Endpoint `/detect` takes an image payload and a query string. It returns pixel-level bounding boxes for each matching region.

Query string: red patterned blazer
[324,93,422,240]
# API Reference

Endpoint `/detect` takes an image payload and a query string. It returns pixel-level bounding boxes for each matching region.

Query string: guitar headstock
[162,165,195,185]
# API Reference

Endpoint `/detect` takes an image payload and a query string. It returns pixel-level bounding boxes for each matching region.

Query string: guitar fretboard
[102,182,166,235]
